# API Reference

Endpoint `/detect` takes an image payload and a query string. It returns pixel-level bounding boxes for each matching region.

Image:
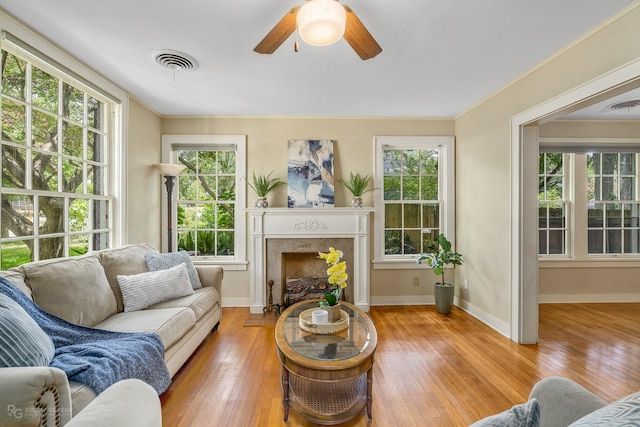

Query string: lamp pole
[163,174,177,252]
[153,163,186,253]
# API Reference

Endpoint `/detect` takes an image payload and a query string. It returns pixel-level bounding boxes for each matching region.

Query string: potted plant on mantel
[247,170,286,208]
[417,234,464,314]
[338,172,373,207]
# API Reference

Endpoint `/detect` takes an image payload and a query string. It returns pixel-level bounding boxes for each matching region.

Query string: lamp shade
[296,0,347,46]
[152,163,186,176]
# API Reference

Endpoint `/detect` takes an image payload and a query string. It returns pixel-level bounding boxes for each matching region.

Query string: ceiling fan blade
[343,6,382,60]
[254,6,300,54]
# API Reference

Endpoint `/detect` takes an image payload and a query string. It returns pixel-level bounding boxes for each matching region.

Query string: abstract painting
[287,139,335,208]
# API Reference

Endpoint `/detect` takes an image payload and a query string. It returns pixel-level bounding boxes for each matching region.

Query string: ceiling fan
[254,0,382,60]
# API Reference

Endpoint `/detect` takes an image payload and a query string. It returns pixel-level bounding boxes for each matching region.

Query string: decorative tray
[298,308,349,334]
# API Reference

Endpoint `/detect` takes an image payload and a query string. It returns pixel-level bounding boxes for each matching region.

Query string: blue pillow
[470,399,540,427]
[144,251,202,289]
[0,293,55,367]
[569,392,640,426]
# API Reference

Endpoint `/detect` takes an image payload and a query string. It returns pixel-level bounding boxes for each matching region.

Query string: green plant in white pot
[416,234,464,314]
[247,171,286,208]
[338,172,373,207]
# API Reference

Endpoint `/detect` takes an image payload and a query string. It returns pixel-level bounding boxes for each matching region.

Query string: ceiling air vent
[153,49,199,71]
[610,100,640,111]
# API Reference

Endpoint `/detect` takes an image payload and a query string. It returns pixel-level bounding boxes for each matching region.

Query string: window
[373,136,455,268]
[538,153,568,255]
[539,139,640,260]
[587,153,640,254]
[162,135,247,267]
[0,34,118,269]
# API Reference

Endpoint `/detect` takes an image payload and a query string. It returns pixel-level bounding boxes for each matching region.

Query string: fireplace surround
[248,208,373,314]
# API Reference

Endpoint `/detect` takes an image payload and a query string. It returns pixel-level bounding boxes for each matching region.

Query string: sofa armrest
[528,376,607,427]
[0,367,73,427]
[195,265,223,297]
[65,379,161,427]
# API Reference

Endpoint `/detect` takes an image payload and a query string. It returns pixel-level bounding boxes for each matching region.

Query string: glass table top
[278,300,374,362]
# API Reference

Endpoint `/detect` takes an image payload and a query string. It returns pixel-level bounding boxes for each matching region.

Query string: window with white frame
[162,135,246,266]
[587,152,640,254]
[539,139,640,259]
[373,136,455,267]
[538,153,568,255]
[0,33,117,269]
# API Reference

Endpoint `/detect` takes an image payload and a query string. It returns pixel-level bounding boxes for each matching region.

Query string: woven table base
[289,373,367,416]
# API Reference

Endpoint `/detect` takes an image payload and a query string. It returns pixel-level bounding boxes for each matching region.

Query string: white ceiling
[0,0,637,118]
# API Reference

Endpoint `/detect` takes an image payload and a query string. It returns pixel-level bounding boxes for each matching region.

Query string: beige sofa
[0,243,223,426]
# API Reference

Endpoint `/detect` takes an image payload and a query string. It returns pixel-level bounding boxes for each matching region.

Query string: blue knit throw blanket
[0,277,171,395]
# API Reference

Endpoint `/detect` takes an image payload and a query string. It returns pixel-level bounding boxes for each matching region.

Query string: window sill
[539,258,640,268]
[372,259,424,270]
[192,259,248,271]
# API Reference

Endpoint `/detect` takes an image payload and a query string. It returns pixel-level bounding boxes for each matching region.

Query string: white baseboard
[370,295,434,306]
[455,298,510,338]
[539,293,640,303]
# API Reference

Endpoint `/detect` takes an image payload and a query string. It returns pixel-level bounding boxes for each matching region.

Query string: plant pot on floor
[434,282,454,314]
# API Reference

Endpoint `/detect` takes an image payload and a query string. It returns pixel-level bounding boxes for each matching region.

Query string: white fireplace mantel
[247,208,373,314]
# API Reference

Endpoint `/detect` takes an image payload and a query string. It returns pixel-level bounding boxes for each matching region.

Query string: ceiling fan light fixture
[296,0,346,46]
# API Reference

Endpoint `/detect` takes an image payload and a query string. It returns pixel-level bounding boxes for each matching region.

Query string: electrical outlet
[464,279,469,290]
[412,277,419,286]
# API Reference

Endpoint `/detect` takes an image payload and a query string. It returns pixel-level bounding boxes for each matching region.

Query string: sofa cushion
[569,392,640,426]
[0,293,55,367]
[18,254,117,327]
[117,263,195,312]
[145,251,202,290]
[94,307,196,349]
[470,399,540,427]
[0,270,32,300]
[147,286,219,321]
[99,243,159,312]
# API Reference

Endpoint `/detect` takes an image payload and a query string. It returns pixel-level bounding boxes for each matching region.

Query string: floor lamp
[153,163,186,252]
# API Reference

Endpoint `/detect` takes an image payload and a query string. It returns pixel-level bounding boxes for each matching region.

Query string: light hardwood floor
[161,304,640,426]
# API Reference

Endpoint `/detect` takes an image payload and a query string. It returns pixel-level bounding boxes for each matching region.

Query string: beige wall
[160,117,455,305]
[126,97,163,249]
[455,4,640,325]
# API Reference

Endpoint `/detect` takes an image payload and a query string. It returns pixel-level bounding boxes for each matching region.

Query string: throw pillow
[144,251,202,290]
[469,398,540,427]
[569,392,640,426]
[99,243,159,312]
[0,293,55,367]
[19,254,117,327]
[117,263,194,312]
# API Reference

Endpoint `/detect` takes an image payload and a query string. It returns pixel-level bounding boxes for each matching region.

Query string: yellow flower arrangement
[317,247,348,306]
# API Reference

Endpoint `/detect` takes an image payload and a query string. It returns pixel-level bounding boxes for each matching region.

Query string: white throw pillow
[117,263,194,312]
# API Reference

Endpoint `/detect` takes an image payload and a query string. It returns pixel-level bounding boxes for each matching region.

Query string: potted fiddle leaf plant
[417,234,464,314]
[338,172,373,207]
[247,170,286,208]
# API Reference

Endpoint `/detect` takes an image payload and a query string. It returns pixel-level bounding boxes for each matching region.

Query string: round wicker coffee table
[275,300,377,425]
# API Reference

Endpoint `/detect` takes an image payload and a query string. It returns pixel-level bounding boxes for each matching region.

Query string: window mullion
[573,154,588,258]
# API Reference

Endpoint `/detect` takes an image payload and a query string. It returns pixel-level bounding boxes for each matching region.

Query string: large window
[539,140,640,259]
[162,135,246,266]
[373,136,455,267]
[0,35,117,269]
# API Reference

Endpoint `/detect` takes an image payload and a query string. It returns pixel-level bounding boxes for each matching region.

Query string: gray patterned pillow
[117,263,194,312]
[144,251,202,290]
[0,293,55,367]
[470,399,540,427]
[569,392,640,426]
